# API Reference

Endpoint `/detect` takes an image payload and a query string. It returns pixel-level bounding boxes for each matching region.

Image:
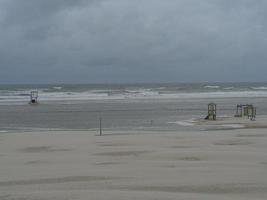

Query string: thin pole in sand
[99,117,102,136]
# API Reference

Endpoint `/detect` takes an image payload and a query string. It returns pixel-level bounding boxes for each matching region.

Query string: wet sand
[1,127,267,199]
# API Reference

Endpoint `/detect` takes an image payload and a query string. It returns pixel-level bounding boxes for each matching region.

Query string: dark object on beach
[99,117,102,136]
[29,91,38,105]
[205,103,216,120]
[235,104,256,121]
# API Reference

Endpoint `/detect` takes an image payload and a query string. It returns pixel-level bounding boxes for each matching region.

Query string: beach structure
[29,90,38,104]
[251,107,256,121]
[99,117,102,136]
[205,102,216,120]
[235,104,243,117]
[235,104,256,120]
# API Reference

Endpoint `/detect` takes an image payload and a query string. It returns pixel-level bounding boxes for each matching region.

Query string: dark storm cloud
[0,0,267,83]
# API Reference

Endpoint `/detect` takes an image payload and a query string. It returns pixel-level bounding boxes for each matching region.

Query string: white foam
[220,124,245,128]
[1,89,267,105]
[168,119,196,126]
[39,91,110,101]
[173,91,267,98]
[204,85,220,89]
[251,87,267,90]
[0,130,8,133]
[125,89,159,96]
[223,87,234,90]
[52,86,62,90]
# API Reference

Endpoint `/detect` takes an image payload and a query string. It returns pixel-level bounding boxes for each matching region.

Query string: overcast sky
[0,0,266,84]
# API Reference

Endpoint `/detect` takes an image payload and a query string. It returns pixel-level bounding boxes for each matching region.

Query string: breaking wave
[251,87,267,90]
[204,85,220,89]
[1,83,267,104]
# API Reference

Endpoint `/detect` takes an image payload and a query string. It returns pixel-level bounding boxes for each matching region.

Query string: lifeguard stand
[235,104,243,117]
[29,90,38,104]
[205,103,216,120]
[250,106,256,121]
[235,104,256,121]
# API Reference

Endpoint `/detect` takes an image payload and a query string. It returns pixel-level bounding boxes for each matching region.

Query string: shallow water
[0,96,266,132]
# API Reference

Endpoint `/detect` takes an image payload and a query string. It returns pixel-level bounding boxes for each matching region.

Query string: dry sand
[1,126,267,199]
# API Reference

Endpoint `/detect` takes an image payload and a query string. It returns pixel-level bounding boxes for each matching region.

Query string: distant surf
[251,87,267,90]
[0,83,267,105]
[204,85,220,89]
[52,86,63,90]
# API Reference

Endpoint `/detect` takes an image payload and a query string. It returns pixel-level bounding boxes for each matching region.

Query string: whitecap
[204,85,220,89]
[52,86,62,90]
[223,87,234,90]
[251,87,267,90]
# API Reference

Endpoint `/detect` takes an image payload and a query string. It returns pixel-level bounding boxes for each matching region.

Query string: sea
[0,82,267,105]
[0,82,267,132]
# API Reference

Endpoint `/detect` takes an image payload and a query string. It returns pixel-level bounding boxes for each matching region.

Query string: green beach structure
[205,102,217,120]
[235,104,256,121]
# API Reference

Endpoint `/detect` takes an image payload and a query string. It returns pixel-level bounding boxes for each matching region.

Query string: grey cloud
[0,0,267,83]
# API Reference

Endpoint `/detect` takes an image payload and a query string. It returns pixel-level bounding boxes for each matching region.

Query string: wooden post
[99,117,102,136]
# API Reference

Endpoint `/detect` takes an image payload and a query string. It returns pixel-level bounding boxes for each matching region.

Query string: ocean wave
[0,130,8,133]
[121,89,159,97]
[52,86,62,90]
[204,85,220,89]
[251,87,267,90]
[1,88,267,104]
[223,87,234,90]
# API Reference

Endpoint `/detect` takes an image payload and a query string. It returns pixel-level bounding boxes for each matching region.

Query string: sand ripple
[0,176,114,187]
[95,151,151,157]
[113,183,267,194]
[20,146,72,153]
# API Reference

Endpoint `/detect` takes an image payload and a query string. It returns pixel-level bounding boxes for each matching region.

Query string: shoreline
[1,95,267,105]
[1,114,267,134]
[1,96,267,132]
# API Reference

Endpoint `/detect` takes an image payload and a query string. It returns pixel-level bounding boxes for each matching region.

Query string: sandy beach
[1,97,267,199]
[1,0,267,198]
[1,124,267,199]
